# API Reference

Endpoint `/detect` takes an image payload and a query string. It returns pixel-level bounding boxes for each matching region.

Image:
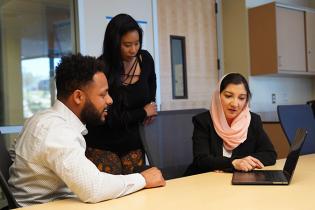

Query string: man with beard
[8,54,165,207]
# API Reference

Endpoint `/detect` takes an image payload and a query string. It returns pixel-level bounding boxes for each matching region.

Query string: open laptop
[232,128,307,185]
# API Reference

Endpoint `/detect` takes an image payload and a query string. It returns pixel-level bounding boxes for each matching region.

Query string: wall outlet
[272,93,276,104]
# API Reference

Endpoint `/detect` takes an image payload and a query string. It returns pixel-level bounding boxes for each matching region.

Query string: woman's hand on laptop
[232,156,264,172]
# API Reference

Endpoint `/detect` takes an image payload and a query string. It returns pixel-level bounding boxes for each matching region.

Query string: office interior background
[1,0,315,205]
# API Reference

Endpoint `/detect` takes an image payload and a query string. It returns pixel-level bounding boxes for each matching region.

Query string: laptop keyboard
[254,170,287,181]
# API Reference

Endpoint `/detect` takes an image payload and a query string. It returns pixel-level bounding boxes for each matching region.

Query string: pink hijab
[210,74,251,151]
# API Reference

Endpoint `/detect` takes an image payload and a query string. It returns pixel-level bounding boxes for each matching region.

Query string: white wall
[250,76,313,112]
[77,0,154,57]
[246,0,314,8]
[77,0,161,105]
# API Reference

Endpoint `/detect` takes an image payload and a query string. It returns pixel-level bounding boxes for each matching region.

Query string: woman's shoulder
[139,49,153,61]
[139,49,150,56]
[97,54,104,61]
[249,112,263,130]
[249,111,262,122]
[193,111,211,123]
[139,50,155,76]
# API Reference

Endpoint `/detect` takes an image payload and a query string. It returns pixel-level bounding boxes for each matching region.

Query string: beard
[81,97,104,125]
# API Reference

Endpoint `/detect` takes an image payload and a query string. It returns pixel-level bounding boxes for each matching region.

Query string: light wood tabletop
[14,154,315,210]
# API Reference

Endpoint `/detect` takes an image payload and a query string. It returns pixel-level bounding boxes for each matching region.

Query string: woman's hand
[143,116,156,125]
[144,102,157,117]
[232,156,264,172]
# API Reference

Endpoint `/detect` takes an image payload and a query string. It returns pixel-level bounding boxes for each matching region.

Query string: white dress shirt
[8,100,146,206]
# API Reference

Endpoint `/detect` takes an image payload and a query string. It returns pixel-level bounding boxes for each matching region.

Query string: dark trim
[217,58,220,70]
[262,122,280,124]
[170,35,188,99]
[0,17,3,125]
[72,0,80,54]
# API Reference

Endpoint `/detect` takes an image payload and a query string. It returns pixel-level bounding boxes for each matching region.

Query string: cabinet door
[306,12,315,73]
[276,7,306,72]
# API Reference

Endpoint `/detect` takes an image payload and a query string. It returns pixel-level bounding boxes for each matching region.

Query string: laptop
[232,128,307,185]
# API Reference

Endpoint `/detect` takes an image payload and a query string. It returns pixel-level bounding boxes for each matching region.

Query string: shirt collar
[52,100,88,135]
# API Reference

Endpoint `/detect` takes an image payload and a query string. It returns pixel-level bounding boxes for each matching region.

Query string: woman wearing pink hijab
[187,73,277,174]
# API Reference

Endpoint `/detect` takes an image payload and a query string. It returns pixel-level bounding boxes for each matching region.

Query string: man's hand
[140,167,166,188]
[232,156,264,172]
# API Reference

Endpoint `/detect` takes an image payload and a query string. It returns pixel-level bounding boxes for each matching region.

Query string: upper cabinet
[248,2,315,76]
[276,6,305,73]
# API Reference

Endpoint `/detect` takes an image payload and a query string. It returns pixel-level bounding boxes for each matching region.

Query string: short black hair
[220,73,252,102]
[55,53,105,100]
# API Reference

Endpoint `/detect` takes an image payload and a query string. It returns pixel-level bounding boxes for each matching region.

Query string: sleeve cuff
[123,173,146,192]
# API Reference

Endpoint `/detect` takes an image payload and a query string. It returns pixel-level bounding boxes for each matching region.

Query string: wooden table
[15,154,315,210]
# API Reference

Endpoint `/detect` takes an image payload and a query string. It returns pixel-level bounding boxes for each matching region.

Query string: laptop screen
[231,128,307,185]
[283,128,307,181]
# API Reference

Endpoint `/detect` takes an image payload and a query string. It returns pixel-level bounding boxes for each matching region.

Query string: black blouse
[85,50,156,155]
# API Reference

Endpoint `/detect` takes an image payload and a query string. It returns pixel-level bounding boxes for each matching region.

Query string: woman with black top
[186,73,277,175]
[85,14,157,174]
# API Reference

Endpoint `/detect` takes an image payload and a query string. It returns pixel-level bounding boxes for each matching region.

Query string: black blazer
[187,111,277,174]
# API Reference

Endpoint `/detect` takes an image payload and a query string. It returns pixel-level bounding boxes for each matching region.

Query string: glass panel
[21,57,61,118]
[0,0,75,126]
[170,36,187,99]
[0,0,75,203]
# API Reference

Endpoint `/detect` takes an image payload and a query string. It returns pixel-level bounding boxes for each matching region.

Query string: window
[170,36,187,99]
[0,0,76,126]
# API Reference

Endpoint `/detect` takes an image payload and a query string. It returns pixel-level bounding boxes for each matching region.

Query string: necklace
[122,58,138,76]
[121,57,139,85]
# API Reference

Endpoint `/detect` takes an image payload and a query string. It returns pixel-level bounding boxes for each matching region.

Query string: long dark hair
[102,13,143,87]
[101,14,143,127]
[220,73,252,102]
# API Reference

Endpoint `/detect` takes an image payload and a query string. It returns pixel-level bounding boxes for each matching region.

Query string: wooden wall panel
[263,123,290,159]
[157,0,218,110]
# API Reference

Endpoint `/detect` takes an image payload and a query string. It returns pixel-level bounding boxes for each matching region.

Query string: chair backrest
[277,104,315,155]
[307,100,315,118]
[0,135,19,209]
[139,108,207,180]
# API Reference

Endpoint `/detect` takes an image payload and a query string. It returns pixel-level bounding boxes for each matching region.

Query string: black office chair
[139,108,207,180]
[0,133,19,210]
[277,104,315,155]
[307,100,315,118]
